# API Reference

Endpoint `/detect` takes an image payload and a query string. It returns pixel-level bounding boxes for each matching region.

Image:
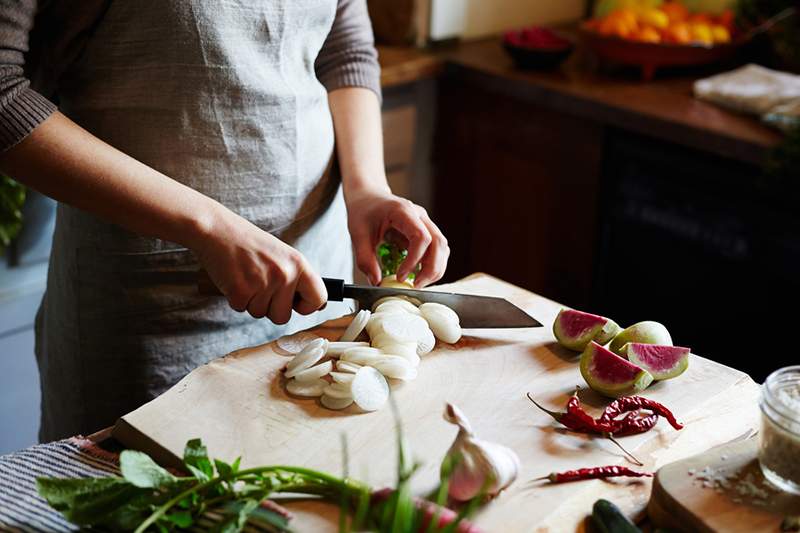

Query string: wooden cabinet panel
[382,104,416,171]
[433,81,603,308]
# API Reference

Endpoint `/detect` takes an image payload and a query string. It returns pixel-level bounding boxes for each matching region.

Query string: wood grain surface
[650,438,800,532]
[113,274,761,532]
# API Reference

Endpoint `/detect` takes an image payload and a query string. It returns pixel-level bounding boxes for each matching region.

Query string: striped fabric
[0,438,117,532]
[0,439,279,532]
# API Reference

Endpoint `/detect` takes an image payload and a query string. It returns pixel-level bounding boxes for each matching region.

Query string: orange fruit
[665,22,691,44]
[661,2,689,23]
[633,25,662,43]
[690,23,713,45]
[640,8,670,29]
[711,25,731,43]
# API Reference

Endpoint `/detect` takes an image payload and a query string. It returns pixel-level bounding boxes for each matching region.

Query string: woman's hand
[346,189,449,287]
[191,207,328,323]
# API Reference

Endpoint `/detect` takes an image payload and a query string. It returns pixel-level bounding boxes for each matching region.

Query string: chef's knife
[196,271,541,329]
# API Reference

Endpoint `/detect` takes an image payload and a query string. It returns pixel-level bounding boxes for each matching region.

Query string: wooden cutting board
[112,273,761,532]
[649,438,800,532]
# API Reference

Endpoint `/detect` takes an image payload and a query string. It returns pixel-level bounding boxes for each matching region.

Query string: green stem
[134,466,369,533]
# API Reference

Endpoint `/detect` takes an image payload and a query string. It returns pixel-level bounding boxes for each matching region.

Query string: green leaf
[120,450,176,488]
[184,438,214,481]
[215,458,232,479]
[165,510,194,528]
[210,499,260,533]
[248,505,292,532]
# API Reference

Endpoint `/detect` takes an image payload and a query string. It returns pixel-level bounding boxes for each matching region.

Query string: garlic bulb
[442,403,520,501]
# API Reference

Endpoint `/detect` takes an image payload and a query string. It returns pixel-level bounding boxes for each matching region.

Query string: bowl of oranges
[581,0,742,80]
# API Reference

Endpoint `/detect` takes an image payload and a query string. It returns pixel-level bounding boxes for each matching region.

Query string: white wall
[460,0,585,39]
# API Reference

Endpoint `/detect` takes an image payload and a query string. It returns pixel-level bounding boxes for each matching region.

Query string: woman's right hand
[191,207,328,324]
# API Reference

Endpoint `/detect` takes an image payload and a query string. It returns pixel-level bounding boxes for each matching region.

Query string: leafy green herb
[0,174,25,254]
[38,408,485,532]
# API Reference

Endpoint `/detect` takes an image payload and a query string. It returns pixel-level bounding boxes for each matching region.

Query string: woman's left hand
[345,189,449,288]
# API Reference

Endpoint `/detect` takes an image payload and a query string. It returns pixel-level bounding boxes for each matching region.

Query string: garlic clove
[442,403,520,501]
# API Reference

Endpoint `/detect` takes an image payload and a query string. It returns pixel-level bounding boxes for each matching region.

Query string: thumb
[351,227,381,285]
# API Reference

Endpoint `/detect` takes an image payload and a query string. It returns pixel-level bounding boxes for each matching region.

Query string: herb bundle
[37,410,483,532]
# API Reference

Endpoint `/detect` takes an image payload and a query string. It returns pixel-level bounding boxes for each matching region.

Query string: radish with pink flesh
[580,341,653,398]
[553,309,620,351]
[609,320,672,355]
[622,343,690,380]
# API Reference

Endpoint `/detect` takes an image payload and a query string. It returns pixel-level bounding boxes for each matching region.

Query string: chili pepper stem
[604,434,644,467]
[526,392,563,421]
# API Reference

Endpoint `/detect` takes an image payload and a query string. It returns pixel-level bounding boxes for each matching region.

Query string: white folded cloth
[693,64,800,131]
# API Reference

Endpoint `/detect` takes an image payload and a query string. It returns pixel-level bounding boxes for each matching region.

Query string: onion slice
[286,378,327,398]
[351,367,389,412]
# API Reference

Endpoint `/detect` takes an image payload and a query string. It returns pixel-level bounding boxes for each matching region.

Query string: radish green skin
[622,343,690,380]
[552,309,619,352]
[580,342,654,398]
[609,321,672,356]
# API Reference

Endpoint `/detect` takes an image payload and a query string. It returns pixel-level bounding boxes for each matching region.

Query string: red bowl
[579,23,747,80]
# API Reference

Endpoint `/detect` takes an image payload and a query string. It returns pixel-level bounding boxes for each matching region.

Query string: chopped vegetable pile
[276,277,462,412]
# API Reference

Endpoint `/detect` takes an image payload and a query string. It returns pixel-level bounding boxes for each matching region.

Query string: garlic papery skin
[443,403,520,501]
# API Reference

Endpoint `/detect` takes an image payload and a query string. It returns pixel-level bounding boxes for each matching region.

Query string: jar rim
[761,365,800,424]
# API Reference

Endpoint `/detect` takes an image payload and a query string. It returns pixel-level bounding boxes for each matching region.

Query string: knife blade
[323,279,541,329]
[195,271,541,328]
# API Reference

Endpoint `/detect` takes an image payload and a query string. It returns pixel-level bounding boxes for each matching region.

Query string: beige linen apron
[35,0,353,441]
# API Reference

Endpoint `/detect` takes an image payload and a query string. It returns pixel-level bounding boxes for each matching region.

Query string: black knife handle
[323,277,345,301]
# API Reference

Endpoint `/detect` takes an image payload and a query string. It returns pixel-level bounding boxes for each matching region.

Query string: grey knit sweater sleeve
[315,0,382,101]
[0,0,56,152]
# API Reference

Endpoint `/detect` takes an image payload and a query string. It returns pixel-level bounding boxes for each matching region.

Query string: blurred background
[1,0,797,452]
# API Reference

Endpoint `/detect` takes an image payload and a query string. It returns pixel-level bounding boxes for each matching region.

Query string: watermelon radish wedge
[580,342,654,398]
[553,309,621,352]
[622,343,690,381]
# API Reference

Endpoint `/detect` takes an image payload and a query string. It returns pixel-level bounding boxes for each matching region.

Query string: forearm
[328,87,390,199]
[0,111,223,249]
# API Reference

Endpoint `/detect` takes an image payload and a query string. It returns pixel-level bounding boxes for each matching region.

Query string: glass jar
[759,365,800,495]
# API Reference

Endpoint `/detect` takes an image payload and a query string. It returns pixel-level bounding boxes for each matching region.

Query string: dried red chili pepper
[600,396,684,430]
[534,465,653,484]
[609,411,660,437]
[526,391,616,434]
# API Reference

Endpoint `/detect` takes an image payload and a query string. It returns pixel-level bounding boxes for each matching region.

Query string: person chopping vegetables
[0,0,449,442]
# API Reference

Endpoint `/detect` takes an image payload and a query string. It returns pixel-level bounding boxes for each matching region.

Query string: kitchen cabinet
[430,39,788,381]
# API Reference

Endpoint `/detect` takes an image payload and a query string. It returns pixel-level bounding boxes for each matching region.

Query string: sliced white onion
[321,394,353,410]
[340,309,371,342]
[327,341,370,357]
[293,360,333,382]
[374,300,421,316]
[336,361,363,374]
[340,347,384,366]
[417,326,436,355]
[420,307,462,344]
[323,382,353,400]
[419,302,460,325]
[351,367,389,412]
[379,343,421,366]
[371,295,422,311]
[286,378,327,397]
[373,313,430,345]
[330,371,356,384]
[285,343,327,377]
[275,332,320,355]
[371,356,416,380]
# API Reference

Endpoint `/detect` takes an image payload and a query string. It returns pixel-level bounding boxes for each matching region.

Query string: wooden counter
[378,39,782,164]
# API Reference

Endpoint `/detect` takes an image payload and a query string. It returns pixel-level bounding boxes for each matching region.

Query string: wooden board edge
[112,417,184,470]
[649,468,714,533]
